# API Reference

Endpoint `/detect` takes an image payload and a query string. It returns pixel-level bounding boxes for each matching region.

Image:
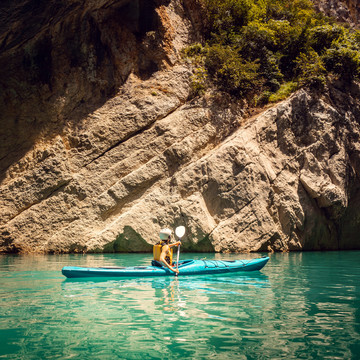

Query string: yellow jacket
[153,242,173,264]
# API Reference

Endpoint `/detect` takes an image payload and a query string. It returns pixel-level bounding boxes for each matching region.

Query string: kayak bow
[62,257,269,279]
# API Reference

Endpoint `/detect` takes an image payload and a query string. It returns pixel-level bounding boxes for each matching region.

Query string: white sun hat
[159,228,172,240]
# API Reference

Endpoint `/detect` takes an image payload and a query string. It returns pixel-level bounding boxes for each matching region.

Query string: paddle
[175,226,185,275]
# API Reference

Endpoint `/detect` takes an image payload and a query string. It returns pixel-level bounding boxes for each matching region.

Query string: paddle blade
[175,226,185,238]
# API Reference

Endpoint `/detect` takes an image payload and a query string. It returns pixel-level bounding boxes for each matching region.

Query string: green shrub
[268,81,299,102]
[205,44,260,95]
[310,25,345,53]
[266,78,281,92]
[182,43,206,64]
[205,0,253,37]
[190,67,208,96]
[295,50,326,87]
[183,0,360,101]
[255,90,272,106]
[260,52,283,84]
[323,44,360,82]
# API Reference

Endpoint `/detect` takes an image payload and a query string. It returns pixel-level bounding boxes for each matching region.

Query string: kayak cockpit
[151,259,194,268]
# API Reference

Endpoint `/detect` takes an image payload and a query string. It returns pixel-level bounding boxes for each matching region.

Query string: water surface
[1,252,359,359]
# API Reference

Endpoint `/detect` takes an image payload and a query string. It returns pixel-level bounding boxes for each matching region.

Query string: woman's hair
[164,237,171,244]
[157,237,171,246]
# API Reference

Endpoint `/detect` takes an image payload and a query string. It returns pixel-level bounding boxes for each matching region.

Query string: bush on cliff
[204,44,260,95]
[184,0,360,102]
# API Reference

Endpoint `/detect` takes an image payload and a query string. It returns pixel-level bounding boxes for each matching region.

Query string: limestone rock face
[1,0,360,253]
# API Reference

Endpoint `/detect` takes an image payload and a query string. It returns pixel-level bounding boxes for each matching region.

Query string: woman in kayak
[155,228,180,274]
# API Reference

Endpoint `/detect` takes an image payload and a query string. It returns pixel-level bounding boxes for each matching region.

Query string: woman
[159,234,181,274]
[154,228,180,274]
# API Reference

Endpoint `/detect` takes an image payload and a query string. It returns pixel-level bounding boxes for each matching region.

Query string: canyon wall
[1,0,360,253]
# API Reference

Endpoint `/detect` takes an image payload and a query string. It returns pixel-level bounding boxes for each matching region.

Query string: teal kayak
[61,257,269,279]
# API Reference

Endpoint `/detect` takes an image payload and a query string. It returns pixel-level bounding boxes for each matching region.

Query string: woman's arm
[160,257,179,273]
[159,245,179,274]
[169,241,181,248]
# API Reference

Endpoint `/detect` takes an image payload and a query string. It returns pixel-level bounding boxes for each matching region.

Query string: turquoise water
[1,252,359,359]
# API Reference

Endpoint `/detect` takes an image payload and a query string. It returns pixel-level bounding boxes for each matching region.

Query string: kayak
[61,256,269,279]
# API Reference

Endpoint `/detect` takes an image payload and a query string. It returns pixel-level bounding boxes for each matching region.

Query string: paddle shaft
[174,226,185,276]
[176,242,181,270]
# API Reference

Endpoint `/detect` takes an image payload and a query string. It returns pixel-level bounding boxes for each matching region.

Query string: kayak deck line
[61,257,270,279]
[202,259,250,268]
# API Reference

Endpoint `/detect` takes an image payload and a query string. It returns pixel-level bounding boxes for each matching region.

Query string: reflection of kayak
[62,257,269,279]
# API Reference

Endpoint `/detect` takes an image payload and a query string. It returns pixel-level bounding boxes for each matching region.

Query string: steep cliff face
[0,0,202,172]
[1,0,360,253]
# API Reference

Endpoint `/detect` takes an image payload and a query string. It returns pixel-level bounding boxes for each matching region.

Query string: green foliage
[190,66,208,96]
[182,43,206,64]
[261,52,283,85]
[182,43,208,96]
[205,44,260,95]
[205,0,254,39]
[183,0,360,102]
[323,43,360,82]
[256,81,299,105]
[295,50,326,87]
[268,81,299,102]
[255,90,272,106]
[310,25,345,53]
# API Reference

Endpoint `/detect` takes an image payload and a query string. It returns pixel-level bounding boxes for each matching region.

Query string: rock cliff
[314,0,360,26]
[1,0,360,253]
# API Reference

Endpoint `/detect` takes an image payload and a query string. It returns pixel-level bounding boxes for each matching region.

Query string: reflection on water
[62,273,270,318]
[1,252,360,359]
